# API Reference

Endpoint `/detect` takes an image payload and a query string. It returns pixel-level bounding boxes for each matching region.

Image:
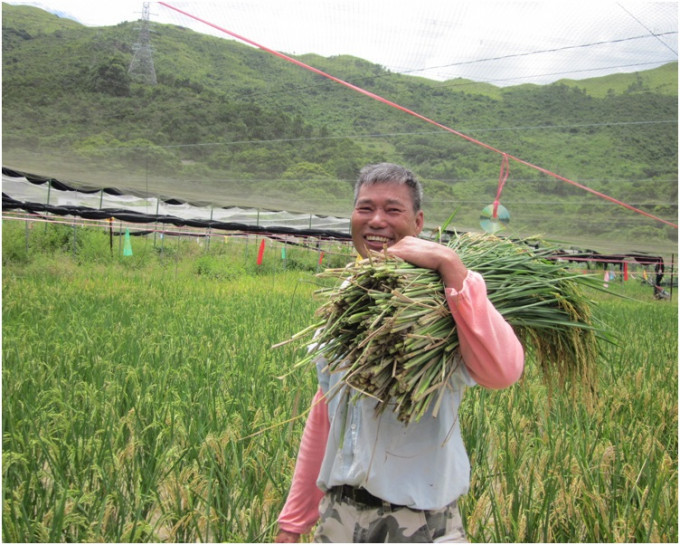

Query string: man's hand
[275,529,300,543]
[386,236,468,291]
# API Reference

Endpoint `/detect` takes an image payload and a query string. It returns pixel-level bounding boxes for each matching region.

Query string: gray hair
[354,163,423,212]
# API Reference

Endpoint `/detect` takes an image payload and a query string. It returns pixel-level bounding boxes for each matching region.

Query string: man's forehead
[357,195,409,206]
[356,182,412,203]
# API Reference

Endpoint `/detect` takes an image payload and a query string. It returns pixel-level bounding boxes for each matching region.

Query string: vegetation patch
[2,222,677,542]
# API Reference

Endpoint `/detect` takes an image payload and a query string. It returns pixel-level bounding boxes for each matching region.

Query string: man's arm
[276,388,330,542]
[446,271,524,388]
[387,236,524,389]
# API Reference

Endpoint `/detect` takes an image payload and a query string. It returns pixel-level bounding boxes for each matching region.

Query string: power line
[9,115,677,141]
[191,28,677,101]
[617,3,678,56]
[35,118,669,152]
[224,58,677,102]
[435,61,677,87]
[431,200,678,206]
[398,32,678,75]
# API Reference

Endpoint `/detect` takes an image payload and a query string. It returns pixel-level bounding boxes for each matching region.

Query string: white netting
[2,1,677,256]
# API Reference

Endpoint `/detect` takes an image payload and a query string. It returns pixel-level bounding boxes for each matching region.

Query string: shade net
[2,1,677,257]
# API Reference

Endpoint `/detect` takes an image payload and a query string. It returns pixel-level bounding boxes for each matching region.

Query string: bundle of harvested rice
[279,233,609,424]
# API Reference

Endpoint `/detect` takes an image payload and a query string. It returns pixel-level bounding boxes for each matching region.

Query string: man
[276,163,524,543]
[654,259,665,298]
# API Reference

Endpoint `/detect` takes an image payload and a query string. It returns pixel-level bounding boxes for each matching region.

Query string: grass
[2,221,677,542]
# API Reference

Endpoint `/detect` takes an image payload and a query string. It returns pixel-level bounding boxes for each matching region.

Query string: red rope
[493,154,510,218]
[158,2,678,230]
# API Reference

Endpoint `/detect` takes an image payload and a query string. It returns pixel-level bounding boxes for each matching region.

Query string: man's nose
[368,209,386,227]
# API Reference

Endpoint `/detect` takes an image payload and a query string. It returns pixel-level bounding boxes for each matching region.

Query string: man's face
[351,182,424,257]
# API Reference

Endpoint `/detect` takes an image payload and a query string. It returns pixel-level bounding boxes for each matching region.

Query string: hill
[2,3,677,255]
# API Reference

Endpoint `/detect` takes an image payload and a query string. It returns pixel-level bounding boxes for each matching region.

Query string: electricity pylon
[128,2,157,85]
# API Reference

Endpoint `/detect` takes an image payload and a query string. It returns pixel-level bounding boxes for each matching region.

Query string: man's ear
[414,210,424,235]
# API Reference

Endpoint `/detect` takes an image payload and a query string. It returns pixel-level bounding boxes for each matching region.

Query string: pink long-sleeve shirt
[278,270,524,535]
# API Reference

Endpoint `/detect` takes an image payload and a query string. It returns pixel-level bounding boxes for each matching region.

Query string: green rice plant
[2,223,676,542]
[2,252,321,542]
[460,294,677,542]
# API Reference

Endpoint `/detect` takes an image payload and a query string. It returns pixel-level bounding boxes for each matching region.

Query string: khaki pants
[313,488,467,543]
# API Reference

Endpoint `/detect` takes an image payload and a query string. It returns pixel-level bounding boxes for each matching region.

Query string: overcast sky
[5,1,678,85]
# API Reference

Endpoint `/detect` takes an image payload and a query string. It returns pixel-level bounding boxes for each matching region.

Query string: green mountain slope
[2,3,677,255]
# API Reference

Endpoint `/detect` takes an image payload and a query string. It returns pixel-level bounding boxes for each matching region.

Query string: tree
[88,56,131,97]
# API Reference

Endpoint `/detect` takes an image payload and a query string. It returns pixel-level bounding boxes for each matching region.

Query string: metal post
[44,180,52,233]
[109,218,113,258]
[175,232,180,279]
[72,219,77,258]
[153,196,160,247]
[670,254,675,302]
[206,205,213,252]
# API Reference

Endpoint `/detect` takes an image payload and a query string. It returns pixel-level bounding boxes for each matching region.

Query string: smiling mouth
[365,235,391,245]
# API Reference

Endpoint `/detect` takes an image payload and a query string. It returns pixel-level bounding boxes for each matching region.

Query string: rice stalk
[278,233,610,423]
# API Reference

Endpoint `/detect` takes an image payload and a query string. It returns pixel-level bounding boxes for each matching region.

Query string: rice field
[460,289,678,542]
[2,223,677,542]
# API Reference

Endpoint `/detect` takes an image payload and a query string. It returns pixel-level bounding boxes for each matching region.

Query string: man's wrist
[438,253,468,291]
[275,528,301,543]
